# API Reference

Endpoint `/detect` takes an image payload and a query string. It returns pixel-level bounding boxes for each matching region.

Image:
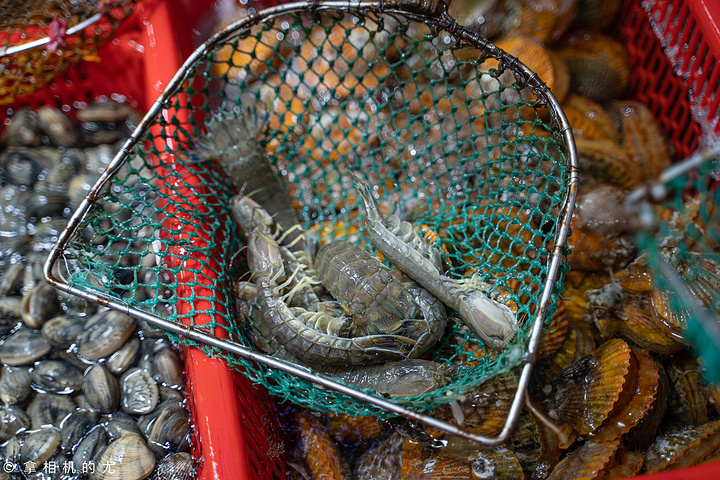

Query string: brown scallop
[547,439,621,480]
[324,413,383,446]
[544,338,632,436]
[643,419,720,473]
[296,409,348,480]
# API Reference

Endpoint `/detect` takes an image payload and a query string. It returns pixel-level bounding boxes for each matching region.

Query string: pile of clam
[270,1,720,479]
[0,104,194,480]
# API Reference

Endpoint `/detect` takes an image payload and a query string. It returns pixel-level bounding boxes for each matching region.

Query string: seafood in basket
[262,0,720,479]
[43,0,576,428]
[0,104,195,479]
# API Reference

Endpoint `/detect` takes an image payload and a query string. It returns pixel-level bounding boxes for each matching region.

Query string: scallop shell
[643,419,720,473]
[571,0,621,30]
[547,439,621,480]
[557,31,630,103]
[83,365,121,414]
[611,100,672,180]
[562,93,620,142]
[324,413,383,445]
[594,294,683,354]
[666,351,710,427]
[593,349,660,442]
[0,327,51,366]
[296,409,348,480]
[78,310,137,361]
[464,373,519,437]
[538,301,568,359]
[545,338,632,436]
[121,368,159,415]
[355,430,402,480]
[603,450,644,479]
[575,138,642,188]
[90,433,156,480]
[439,437,524,480]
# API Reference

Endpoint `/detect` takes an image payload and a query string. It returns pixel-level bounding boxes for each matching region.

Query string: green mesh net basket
[45,0,577,437]
[630,146,720,384]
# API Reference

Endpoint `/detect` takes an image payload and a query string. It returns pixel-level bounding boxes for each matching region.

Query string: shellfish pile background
[0,104,194,480]
[261,0,720,478]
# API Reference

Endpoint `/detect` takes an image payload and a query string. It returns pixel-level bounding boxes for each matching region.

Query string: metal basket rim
[43,0,579,445]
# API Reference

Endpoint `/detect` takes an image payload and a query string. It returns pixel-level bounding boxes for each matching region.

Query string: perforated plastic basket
[2,2,286,480]
[616,1,720,479]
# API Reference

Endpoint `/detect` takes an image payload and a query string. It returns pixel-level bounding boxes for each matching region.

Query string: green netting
[57,9,572,417]
[635,152,720,383]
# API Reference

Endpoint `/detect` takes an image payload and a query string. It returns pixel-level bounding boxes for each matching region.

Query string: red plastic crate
[1,2,285,480]
[618,0,720,158]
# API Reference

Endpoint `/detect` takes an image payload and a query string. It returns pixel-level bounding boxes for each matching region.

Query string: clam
[145,403,191,457]
[73,425,109,472]
[3,435,21,465]
[121,368,159,415]
[103,412,142,442]
[20,427,61,467]
[26,393,77,429]
[77,101,135,124]
[78,310,136,361]
[31,360,83,394]
[37,106,79,148]
[106,336,140,375]
[0,406,31,443]
[0,263,24,297]
[0,107,41,147]
[0,327,51,366]
[83,365,121,414]
[0,297,22,333]
[60,410,100,454]
[68,173,101,209]
[152,347,184,389]
[159,387,184,404]
[0,148,46,187]
[41,315,84,347]
[152,452,194,480]
[25,190,71,220]
[90,433,156,480]
[0,365,32,405]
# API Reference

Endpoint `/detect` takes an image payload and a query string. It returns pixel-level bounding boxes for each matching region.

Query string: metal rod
[0,14,103,58]
[44,0,579,445]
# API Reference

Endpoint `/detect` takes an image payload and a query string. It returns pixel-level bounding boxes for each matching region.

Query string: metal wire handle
[44,0,578,445]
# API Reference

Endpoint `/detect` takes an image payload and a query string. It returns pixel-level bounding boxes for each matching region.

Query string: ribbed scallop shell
[538,301,568,360]
[557,31,629,103]
[464,373,519,437]
[643,419,720,473]
[546,338,632,436]
[547,439,621,480]
[575,138,643,188]
[562,94,620,142]
[595,294,682,354]
[666,351,710,427]
[593,349,660,442]
[296,410,348,480]
[324,413,383,446]
[604,450,644,479]
[611,100,672,180]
